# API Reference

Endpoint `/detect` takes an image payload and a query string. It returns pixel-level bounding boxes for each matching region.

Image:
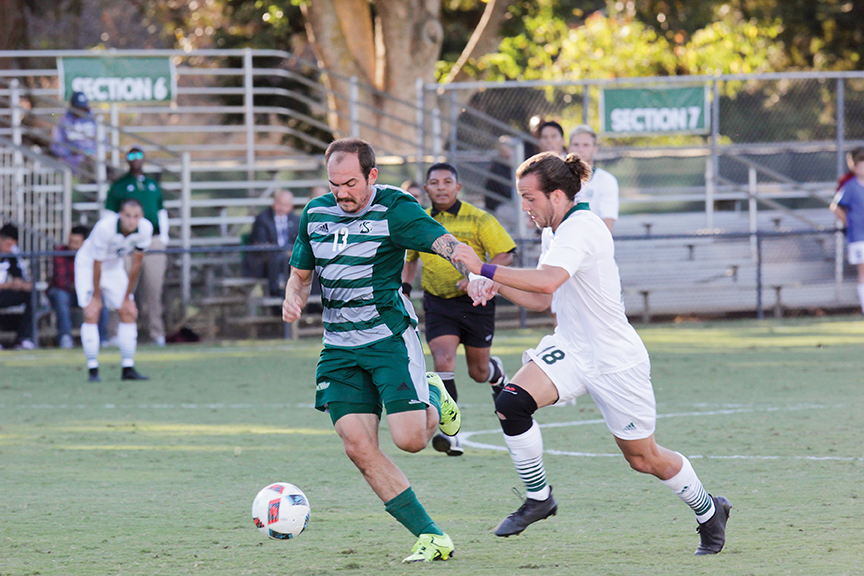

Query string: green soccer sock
[384,487,444,537]
[427,379,443,420]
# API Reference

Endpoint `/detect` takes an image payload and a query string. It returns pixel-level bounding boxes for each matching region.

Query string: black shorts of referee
[423,291,495,347]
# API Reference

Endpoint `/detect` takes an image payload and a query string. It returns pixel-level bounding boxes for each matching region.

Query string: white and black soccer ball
[252,482,311,540]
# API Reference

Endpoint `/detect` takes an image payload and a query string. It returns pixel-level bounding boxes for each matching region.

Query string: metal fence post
[749,167,758,260]
[705,157,714,230]
[11,80,24,226]
[448,91,458,159]
[10,79,21,146]
[756,231,764,320]
[835,222,844,300]
[96,117,107,207]
[63,168,72,239]
[415,77,425,186]
[349,76,359,137]
[836,77,846,178]
[582,82,590,125]
[243,48,255,194]
[708,79,720,230]
[29,251,40,349]
[432,105,442,157]
[110,103,120,167]
[181,152,192,304]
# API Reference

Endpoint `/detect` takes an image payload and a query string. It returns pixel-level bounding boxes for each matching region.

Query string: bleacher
[2,52,863,344]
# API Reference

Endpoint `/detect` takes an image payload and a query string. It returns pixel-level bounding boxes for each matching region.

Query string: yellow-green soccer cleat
[427,372,461,436]
[402,533,455,563]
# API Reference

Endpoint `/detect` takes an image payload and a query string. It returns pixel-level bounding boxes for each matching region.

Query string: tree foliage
[470,3,785,82]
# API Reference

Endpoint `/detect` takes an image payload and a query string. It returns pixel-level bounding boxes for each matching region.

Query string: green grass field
[2,317,862,576]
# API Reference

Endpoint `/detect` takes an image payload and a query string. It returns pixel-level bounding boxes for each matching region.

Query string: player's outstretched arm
[431,233,471,279]
[283,267,312,323]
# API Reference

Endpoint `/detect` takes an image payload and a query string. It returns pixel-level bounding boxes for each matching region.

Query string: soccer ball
[252,482,311,540]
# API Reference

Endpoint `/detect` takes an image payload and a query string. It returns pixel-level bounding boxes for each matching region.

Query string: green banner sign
[58,56,176,104]
[600,86,709,136]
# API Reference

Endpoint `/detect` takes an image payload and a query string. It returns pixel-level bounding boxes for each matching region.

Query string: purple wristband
[480,263,498,280]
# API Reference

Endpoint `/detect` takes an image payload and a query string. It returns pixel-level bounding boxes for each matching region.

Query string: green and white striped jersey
[290,184,448,348]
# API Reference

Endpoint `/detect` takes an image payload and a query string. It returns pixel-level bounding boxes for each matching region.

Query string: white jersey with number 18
[539,208,647,378]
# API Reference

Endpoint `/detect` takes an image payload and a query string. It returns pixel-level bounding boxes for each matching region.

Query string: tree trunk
[0,0,27,66]
[302,0,442,155]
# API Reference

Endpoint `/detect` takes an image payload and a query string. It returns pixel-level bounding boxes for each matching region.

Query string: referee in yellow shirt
[403,163,517,456]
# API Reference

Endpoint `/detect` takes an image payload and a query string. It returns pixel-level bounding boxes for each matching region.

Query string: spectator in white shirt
[568,124,619,234]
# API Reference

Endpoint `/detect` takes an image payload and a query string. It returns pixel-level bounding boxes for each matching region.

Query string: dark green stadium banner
[58,56,176,104]
[600,85,709,136]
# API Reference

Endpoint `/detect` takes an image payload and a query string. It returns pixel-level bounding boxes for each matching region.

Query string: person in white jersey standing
[452,152,731,555]
[568,124,619,233]
[75,198,152,382]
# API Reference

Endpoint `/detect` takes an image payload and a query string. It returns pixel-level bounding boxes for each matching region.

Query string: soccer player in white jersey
[452,152,731,555]
[75,198,152,382]
[282,138,474,563]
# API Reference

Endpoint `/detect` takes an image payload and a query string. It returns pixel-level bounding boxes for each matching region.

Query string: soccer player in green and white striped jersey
[282,138,468,564]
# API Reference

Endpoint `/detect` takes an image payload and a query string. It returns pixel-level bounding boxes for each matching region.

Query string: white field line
[461,403,864,462]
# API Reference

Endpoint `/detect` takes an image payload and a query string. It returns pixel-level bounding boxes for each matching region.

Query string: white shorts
[848,241,864,265]
[523,334,656,440]
[74,258,131,311]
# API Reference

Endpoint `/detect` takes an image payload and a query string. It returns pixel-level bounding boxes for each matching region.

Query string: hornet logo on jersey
[359,221,373,233]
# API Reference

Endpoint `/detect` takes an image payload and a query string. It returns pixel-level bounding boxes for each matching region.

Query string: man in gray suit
[246,190,301,296]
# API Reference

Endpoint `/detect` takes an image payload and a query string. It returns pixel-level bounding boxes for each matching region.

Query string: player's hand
[468,277,499,306]
[120,297,138,321]
[83,297,102,321]
[282,294,303,323]
[451,244,483,274]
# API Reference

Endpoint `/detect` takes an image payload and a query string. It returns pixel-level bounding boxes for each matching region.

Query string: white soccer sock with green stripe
[661,453,716,523]
[503,420,550,501]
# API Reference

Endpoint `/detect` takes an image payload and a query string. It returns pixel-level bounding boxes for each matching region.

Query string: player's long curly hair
[516,151,592,201]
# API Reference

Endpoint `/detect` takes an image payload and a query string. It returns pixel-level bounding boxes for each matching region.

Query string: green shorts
[315,328,429,425]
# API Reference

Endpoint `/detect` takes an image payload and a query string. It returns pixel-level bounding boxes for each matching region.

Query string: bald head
[272,190,295,216]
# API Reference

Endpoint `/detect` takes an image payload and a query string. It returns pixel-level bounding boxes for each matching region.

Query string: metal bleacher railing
[2,50,864,346]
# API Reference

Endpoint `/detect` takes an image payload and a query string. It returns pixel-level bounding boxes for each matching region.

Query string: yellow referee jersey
[406,199,516,299]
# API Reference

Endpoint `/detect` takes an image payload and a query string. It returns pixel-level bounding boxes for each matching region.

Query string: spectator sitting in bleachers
[245,190,301,297]
[50,92,98,175]
[47,225,109,349]
[0,224,35,350]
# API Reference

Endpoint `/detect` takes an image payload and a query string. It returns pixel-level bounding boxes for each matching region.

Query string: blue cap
[69,91,89,111]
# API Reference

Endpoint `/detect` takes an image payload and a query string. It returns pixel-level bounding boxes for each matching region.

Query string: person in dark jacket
[245,190,301,296]
[0,224,34,349]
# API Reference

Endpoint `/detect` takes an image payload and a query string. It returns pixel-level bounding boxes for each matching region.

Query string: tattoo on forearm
[432,235,470,278]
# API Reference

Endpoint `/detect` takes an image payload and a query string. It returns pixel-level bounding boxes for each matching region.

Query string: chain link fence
[423,74,864,226]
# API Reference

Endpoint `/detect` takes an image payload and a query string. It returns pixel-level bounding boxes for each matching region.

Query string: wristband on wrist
[480,263,498,280]
[401,282,413,297]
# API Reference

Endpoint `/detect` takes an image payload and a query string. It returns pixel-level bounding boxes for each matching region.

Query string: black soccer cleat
[121,367,150,380]
[695,495,732,555]
[494,486,558,537]
[88,367,101,382]
[432,433,464,457]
